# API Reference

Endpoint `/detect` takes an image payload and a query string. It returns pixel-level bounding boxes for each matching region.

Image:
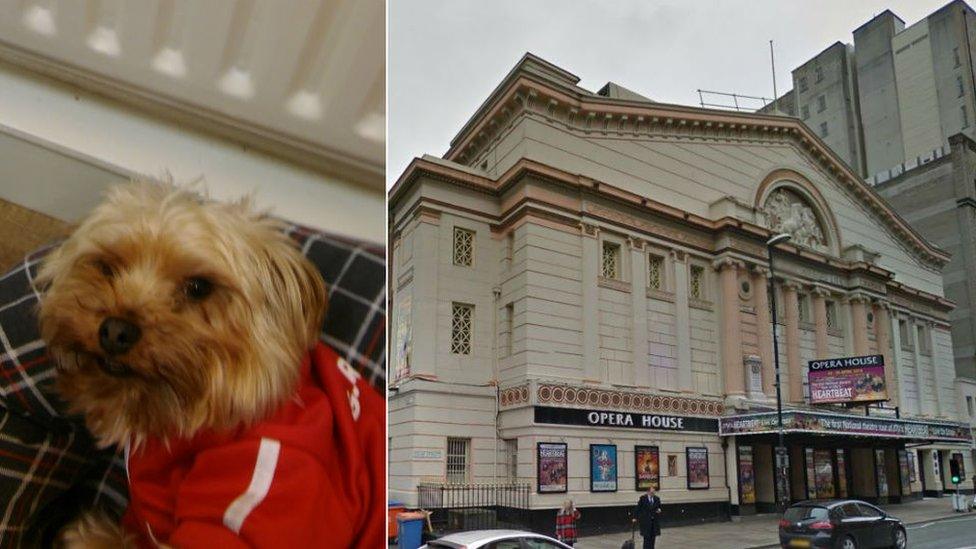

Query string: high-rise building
[760,1,976,184]
[791,42,866,177]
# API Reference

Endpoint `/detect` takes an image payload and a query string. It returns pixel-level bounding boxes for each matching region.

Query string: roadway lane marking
[907,515,976,529]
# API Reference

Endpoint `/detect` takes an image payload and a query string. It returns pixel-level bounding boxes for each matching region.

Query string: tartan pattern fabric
[0,227,385,547]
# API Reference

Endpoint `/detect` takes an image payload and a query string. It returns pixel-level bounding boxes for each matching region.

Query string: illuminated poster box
[807,354,887,404]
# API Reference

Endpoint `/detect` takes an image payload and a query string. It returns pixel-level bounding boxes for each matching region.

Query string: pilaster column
[928,321,946,418]
[783,281,803,403]
[411,213,440,377]
[908,316,929,416]
[672,250,694,392]
[873,301,897,406]
[580,223,602,382]
[717,257,746,397]
[888,310,911,413]
[811,287,829,359]
[630,238,649,387]
[752,267,776,398]
[849,295,870,356]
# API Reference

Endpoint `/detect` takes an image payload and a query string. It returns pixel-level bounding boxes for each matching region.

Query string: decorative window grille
[453,227,474,266]
[451,303,473,355]
[690,265,705,299]
[648,254,664,290]
[446,437,470,484]
[825,301,837,329]
[601,241,620,279]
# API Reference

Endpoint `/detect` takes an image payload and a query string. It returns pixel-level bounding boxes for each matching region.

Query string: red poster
[808,355,887,404]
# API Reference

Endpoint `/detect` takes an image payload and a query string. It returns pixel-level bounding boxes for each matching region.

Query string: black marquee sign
[534,406,719,433]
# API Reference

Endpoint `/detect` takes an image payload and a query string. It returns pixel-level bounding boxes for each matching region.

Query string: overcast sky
[388,0,951,188]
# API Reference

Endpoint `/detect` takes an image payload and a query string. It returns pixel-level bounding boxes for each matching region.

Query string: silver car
[419,529,573,549]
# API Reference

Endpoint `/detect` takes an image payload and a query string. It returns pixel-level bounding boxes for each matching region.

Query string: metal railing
[418,482,531,533]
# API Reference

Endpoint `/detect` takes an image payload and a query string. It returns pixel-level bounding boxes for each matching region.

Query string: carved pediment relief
[759,188,827,251]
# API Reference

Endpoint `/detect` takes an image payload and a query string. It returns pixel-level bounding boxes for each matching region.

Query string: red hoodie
[121,342,384,548]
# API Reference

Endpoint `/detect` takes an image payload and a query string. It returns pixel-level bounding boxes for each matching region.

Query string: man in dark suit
[635,486,662,549]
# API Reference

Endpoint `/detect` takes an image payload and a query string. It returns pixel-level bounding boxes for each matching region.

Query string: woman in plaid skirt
[555,499,581,546]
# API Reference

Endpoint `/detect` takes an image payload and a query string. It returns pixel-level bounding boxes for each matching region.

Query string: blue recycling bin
[397,512,425,549]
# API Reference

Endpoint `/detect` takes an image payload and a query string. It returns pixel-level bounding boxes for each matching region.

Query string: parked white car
[419,529,572,549]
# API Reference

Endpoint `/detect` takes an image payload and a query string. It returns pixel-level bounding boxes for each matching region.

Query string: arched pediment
[755,169,841,256]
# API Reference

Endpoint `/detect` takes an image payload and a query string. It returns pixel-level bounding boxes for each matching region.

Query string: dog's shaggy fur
[38,183,326,546]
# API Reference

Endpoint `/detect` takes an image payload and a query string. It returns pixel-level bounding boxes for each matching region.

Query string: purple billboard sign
[808,354,887,404]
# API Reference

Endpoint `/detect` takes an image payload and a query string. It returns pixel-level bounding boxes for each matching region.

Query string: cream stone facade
[389,54,975,532]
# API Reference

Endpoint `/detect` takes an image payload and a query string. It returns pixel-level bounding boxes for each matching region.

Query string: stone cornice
[389,158,955,315]
[417,62,950,269]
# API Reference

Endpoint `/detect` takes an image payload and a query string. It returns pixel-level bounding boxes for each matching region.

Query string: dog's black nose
[98,317,141,356]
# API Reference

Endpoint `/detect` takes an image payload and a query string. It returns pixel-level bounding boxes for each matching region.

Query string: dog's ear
[261,238,327,349]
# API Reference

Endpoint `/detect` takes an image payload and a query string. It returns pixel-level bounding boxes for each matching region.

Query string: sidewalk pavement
[576,496,971,549]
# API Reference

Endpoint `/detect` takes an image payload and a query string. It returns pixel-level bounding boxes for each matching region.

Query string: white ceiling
[0,0,384,187]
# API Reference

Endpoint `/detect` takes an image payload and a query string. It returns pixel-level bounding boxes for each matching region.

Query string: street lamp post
[766,232,792,512]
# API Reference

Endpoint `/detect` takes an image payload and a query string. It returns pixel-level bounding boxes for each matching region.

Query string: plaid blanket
[0,225,385,547]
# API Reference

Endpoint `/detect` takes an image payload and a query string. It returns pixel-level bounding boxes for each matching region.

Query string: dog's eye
[95,260,114,278]
[184,277,214,300]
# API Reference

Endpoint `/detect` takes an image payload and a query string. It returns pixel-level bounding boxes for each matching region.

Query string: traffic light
[949,457,961,485]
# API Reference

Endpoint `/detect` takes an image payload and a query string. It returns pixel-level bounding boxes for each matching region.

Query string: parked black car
[778,500,907,549]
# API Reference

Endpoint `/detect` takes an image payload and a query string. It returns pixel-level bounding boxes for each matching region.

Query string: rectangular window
[801,105,810,120]
[505,439,518,481]
[602,241,620,279]
[826,301,837,329]
[817,95,826,112]
[453,227,474,266]
[954,46,962,68]
[648,254,665,290]
[799,76,808,93]
[899,319,912,351]
[815,66,823,83]
[966,395,974,417]
[506,231,514,262]
[958,75,966,98]
[797,294,808,322]
[962,105,970,128]
[446,437,470,484]
[690,265,705,300]
[820,122,829,137]
[505,302,514,357]
[451,303,473,355]
[917,325,929,354]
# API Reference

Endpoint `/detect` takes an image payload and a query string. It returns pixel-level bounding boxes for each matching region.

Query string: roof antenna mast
[770,39,778,102]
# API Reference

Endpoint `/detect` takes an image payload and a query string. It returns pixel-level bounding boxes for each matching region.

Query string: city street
[905,515,976,549]
[577,497,975,549]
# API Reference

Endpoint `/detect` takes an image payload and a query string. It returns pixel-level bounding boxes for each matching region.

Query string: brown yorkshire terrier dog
[38,183,328,547]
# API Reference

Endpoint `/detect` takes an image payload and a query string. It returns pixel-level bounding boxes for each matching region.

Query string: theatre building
[388,54,975,531]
